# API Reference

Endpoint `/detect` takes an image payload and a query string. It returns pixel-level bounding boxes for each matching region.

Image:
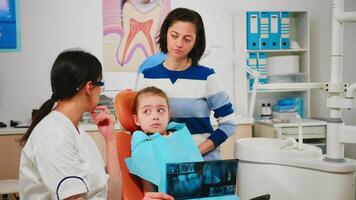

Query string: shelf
[248,88,308,93]
[246,48,308,53]
[234,11,310,118]
[267,73,308,84]
[254,83,321,90]
[268,72,308,76]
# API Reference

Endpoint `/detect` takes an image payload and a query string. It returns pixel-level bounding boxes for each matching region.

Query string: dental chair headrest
[114,90,138,132]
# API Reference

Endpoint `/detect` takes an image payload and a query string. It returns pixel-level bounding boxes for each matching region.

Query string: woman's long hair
[19,49,102,146]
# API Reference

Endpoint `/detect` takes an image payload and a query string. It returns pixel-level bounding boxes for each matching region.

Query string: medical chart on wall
[103,0,171,73]
[0,0,20,51]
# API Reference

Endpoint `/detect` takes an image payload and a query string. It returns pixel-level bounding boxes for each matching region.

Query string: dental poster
[0,0,20,51]
[103,0,171,72]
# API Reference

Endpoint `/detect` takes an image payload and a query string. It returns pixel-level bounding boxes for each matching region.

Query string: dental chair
[114,90,270,200]
[114,90,144,200]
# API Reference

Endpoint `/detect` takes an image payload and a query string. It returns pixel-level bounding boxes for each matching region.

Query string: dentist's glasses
[93,80,105,92]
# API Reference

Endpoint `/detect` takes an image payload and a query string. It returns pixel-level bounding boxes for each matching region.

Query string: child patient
[125,86,203,194]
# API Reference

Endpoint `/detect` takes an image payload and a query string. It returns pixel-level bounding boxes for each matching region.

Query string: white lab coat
[20,111,109,199]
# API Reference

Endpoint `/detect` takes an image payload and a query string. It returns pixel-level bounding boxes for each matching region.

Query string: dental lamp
[208,45,261,119]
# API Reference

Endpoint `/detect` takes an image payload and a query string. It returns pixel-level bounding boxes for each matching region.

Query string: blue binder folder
[258,53,268,75]
[259,12,270,50]
[258,52,268,86]
[268,12,280,49]
[247,53,257,79]
[248,53,269,90]
[246,12,260,50]
[247,53,257,89]
[280,12,290,49]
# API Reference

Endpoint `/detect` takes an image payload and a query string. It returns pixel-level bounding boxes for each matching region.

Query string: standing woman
[136,8,237,161]
[19,49,120,200]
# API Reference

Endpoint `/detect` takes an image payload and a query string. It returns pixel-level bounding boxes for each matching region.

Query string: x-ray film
[166,159,238,199]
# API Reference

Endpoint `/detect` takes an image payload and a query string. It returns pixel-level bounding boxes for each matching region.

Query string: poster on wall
[103,0,171,73]
[0,0,20,51]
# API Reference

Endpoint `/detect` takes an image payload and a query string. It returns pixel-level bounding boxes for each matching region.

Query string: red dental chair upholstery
[114,90,144,200]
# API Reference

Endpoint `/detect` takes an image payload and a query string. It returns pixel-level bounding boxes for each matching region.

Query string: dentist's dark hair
[157,7,206,65]
[19,49,102,146]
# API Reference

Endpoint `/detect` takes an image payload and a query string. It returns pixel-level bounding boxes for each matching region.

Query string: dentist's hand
[143,192,174,200]
[91,105,116,141]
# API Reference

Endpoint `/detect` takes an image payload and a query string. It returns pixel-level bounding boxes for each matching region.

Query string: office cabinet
[220,123,252,159]
[0,130,108,200]
[253,119,327,152]
[0,130,107,180]
[0,134,22,180]
[234,11,310,119]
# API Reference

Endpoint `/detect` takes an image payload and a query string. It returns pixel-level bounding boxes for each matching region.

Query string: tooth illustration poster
[103,0,171,72]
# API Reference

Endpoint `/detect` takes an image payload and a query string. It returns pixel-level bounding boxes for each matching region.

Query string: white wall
[0,0,103,123]
[0,0,355,129]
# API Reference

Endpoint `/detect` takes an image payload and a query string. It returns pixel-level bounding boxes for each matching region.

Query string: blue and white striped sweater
[136,64,237,147]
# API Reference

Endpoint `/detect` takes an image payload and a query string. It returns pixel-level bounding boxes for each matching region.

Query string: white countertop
[0,127,28,135]
[236,116,254,125]
[211,114,253,126]
[0,115,253,136]
[0,123,122,136]
[255,119,327,127]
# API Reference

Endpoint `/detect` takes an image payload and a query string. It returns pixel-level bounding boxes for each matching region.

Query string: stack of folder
[247,52,268,90]
[246,11,290,50]
[246,11,292,89]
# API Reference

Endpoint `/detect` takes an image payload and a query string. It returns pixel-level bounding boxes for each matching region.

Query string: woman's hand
[143,192,174,200]
[198,139,215,155]
[91,105,116,141]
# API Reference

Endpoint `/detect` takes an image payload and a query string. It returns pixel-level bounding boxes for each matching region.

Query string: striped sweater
[136,63,237,147]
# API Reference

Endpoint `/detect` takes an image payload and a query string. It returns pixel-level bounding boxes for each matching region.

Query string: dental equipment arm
[210,45,260,119]
[345,83,356,98]
[321,0,356,161]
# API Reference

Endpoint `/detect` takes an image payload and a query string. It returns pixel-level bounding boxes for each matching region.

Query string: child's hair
[133,86,169,115]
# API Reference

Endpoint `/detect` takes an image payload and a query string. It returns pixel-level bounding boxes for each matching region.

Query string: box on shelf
[268,73,307,83]
[267,55,299,75]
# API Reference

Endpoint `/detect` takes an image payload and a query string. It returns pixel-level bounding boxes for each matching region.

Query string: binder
[247,53,257,89]
[268,12,281,49]
[247,53,257,79]
[249,53,269,89]
[246,12,260,50]
[257,53,268,87]
[258,53,268,75]
[259,12,270,50]
[259,75,269,85]
[248,75,268,90]
[280,12,290,49]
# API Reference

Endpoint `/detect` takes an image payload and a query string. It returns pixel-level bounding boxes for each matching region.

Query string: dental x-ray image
[166,159,237,199]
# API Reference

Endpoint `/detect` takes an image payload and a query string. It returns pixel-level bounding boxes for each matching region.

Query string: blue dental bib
[125,122,203,192]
